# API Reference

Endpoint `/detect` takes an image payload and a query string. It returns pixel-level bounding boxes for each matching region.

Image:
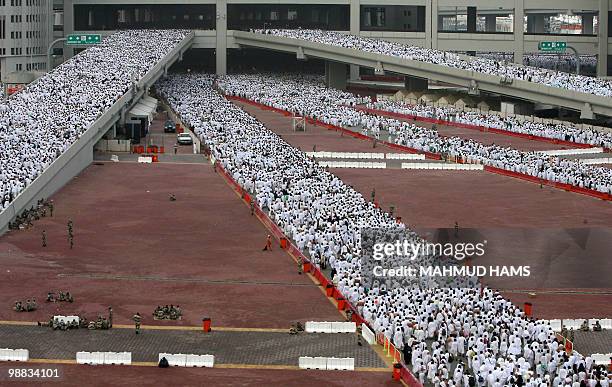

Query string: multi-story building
[0,0,52,83]
[60,0,612,77]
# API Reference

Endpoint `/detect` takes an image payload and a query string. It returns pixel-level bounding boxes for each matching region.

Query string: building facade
[61,0,611,76]
[0,0,52,82]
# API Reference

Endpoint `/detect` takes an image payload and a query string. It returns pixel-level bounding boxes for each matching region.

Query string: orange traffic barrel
[202,317,211,332]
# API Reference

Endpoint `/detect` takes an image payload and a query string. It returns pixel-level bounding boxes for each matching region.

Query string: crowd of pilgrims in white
[253,29,612,98]
[217,73,612,194]
[0,29,189,212]
[475,53,598,75]
[366,100,612,149]
[157,73,610,387]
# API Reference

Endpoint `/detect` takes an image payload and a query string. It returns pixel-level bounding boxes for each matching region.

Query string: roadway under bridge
[0,32,195,235]
[231,31,612,119]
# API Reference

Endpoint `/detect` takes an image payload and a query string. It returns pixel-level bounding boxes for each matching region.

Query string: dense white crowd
[0,29,188,212]
[157,73,611,387]
[254,29,612,97]
[218,73,612,194]
[475,53,597,75]
[367,100,612,149]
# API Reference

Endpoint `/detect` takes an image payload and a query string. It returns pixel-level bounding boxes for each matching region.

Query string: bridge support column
[404,76,428,92]
[216,0,227,75]
[598,0,609,76]
[349,0,360,80]
[513,0,524,65]
[325,61,348,90]
[63,0,74,61]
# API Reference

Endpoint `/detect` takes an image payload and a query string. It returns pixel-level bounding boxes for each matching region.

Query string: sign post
[538,41,567,53]
[66,34,102,45]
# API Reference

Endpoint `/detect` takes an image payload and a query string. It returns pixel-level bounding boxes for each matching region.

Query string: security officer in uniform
[133,312,142,334]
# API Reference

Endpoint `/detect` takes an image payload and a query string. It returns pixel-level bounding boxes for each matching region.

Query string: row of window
[1,0,43,5]
[25,61,45,71]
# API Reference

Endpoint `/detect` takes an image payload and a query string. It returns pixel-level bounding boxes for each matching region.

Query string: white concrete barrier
[306,321,355,333]
[76,351,105,365]
[549,319,562,331]
[0,349,11,361]
[600,319,612,329]
[185,354,214,368]
[0,349,29,362]
[539,147,604,156]
[401,163,483,170]
[362,324,376,345]
[591,353,612,365]
[577,158,612,165]
[137,156,152,163]
[326,357,355,370]
[160,353,213,367]
[563,319,584,330]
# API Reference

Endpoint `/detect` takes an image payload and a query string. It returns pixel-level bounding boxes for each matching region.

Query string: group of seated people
[153,305,182,320]
[156,72,610,387]
[217,73,612,194]
[0,29,189,213]
[13,298,37,312]
[254,29,612,97]
[367,99,612,149]
[8,198,54,230]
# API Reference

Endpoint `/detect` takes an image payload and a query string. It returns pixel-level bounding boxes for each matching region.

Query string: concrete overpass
[231,30,612,119]
[0,31,195,236]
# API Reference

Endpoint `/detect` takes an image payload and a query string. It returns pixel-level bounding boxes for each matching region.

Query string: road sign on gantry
[538,41,567,52]
[66,34,102,45]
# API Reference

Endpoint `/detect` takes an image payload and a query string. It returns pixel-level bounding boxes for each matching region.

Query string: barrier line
[0,320,287,332]
[0,320,38,326]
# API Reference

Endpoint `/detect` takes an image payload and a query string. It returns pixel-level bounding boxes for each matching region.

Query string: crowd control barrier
[298,356,354,371]
[76,351,131,365]
[158,353,214,368]
[401,163,483,170]
[0,348,29,362]
[305,321,356,333]
[53,315,80,325]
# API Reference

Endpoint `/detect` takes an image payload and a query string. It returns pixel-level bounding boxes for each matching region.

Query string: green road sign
[538,41,567,52]
[66,34,102,45]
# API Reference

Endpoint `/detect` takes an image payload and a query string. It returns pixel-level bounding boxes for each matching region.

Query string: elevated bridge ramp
[231,31,612,118]
[0,31,194,235]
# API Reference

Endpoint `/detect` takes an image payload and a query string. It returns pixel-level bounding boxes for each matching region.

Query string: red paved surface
[7,364,393,387]
[235,101,398,154]
[145,112,194,155]
[0,162,342,328]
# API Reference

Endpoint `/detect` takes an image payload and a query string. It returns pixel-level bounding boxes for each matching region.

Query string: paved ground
[0,162,342,328]
[0,325,385,368]
[235,101,399,155]
[242,103,612,319]
[572,329,612,355]
[0,363,393,387]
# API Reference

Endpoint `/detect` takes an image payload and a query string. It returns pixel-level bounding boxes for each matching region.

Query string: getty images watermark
[361,228,531,290]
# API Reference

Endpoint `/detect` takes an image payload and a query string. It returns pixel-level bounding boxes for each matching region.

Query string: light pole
[46,37,67,73]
